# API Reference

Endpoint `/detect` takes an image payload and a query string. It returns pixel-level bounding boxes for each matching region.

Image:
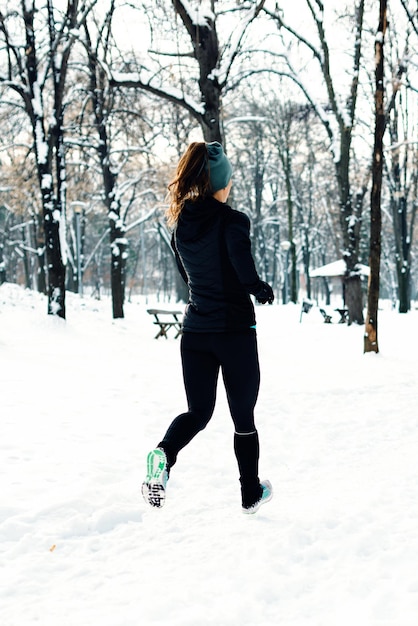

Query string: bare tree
[272,102,302,304]
[383,14,418,313]
[81,3,128,318]
[64,2,169,315]
[385,97,418,314]
[264,1,367,323]
[364,0,387,353]
[399,0,418,38]
[0,1,94,317]
[109,1,266,143]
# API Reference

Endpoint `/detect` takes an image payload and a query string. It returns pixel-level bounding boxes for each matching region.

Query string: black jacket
[171,196,264,332]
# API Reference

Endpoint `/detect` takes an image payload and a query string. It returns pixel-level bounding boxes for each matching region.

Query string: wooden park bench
[334,308,349,323]
[319,307,349,324]
[147,309,183,339]
[319,308,333,323]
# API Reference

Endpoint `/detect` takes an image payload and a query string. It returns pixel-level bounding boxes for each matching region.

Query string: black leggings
[159,331,260,466]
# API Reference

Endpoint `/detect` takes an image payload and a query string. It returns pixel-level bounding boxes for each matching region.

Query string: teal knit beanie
[206,142,233,192]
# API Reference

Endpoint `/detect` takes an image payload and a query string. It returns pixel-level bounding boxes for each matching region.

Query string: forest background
[0,0,417,326]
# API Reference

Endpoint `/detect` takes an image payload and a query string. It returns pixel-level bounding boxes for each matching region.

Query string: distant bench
[300,300,348,324]
[319,308,333,323]
[320,307,348,324]
[147,309,183,339]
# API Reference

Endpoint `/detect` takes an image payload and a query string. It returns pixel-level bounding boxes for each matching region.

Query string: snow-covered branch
[218,1,266,87]
[109,72,205,121]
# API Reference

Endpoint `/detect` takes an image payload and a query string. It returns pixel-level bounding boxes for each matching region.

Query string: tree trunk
[43,207,66,318]
[110,218,126,319]
[393,193,411,313]
[253,145,268,280]
[85,20,126,319]
[172,0,222,142]
[21,223,32,289]
[364,0,387,353]
[32,213,47,294]
[19,0,79,318]
[397,262,410,313]
[38,171,66,316]
[338,128,364,325]
[388,106,412,313]
[0,238,5,285]
[345,273,363,324]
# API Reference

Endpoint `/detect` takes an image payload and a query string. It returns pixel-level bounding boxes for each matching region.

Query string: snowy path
[1,284,417,625]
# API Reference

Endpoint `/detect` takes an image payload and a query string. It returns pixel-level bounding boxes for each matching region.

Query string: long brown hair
[166,142,211,227]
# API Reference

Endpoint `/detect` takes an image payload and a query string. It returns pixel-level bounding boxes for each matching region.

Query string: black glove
[254,281,274,305]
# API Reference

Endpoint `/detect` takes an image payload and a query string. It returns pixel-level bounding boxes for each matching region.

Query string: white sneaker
[141,448,168,508]
[242,480,273,514]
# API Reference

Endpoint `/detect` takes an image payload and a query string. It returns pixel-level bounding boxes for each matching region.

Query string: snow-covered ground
[1,282,417,626]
